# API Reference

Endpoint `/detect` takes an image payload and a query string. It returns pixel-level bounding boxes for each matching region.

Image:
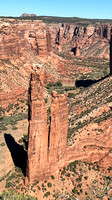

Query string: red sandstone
[26,68,68,183]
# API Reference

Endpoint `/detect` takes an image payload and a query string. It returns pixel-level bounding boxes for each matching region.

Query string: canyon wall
[0,19,111,61]
[110,32,112,75]
[26,67,112,184]
[26,68,68,183]
[48,23,111,58]
[0,19,52,59]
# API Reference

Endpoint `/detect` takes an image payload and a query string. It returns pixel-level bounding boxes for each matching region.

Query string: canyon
[0,18,111,109]
[0,16,112,199]
[26,68,112,184]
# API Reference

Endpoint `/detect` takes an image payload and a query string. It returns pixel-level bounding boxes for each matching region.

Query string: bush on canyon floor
[68,93,75,98]
[47,182,52,188]
[46,81,62,89]
[0,190,38,200]
[44,191,50,197]
[51,175,55,180]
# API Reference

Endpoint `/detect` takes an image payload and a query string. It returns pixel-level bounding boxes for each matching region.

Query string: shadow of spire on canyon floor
[75,74,109,88]
[4,133,27,176]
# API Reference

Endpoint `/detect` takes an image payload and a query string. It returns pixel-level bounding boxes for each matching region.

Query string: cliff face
[0,19,52,59]
[0,19,110,61]
[49,91,68,166]
[110,33,112,75]
[26,68,68,183]
[48,23,111,58]
[26,69,48,183]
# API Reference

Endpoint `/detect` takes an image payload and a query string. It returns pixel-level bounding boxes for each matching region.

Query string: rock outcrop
[49,91,68,166]
[20,13,37,17]
[26,68,68,183]
[26,68,48,183]
[110,32,112,75]
[0,19,52,59]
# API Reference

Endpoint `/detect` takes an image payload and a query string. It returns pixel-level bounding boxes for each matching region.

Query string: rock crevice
[26,68,68,183]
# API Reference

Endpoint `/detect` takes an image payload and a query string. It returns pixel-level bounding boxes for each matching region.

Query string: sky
[1,0,112,19]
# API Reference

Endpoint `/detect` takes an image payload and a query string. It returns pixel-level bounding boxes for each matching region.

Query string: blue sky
[1,0,112,19]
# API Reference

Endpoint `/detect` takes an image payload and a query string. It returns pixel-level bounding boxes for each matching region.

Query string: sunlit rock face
[0,19,52,59]
[25,68,68,184]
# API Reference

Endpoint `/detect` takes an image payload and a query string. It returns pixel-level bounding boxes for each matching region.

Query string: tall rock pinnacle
[25,68,68,184]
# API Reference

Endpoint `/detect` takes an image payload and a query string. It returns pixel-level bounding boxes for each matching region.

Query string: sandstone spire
[49,91,68,165]
[25,68,68,184]
[26,68,49,183]
[110,31,112,75]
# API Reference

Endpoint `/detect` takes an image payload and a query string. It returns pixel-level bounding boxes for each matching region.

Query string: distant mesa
[20,13,37,17]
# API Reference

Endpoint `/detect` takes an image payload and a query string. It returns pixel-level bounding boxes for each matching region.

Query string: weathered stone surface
[0,87,25,109]
[26,69,68,183]
[49,91,68,166]
[110,32,112,75]
[26,68,48,183]
[20,13,37,17]
[0,19,52,59]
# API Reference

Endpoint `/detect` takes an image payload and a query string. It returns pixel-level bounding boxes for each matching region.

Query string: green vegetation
[0,142,5,146]
[44,191,50,197]
[18,133,28,150]
[1,15,112,25]
[0,112,28,132]
[0,190,38,200]
[47,182,52,188]
[51,175,55,180]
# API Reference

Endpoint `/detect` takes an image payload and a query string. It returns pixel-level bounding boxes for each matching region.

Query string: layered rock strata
[26,68,48,183]
[0,19,52,59]
[110,32,112,75]
[26,68,68,183]
[49,91,68,166]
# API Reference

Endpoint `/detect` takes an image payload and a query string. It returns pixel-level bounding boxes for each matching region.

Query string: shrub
[12,126,18,130]
[0,142,5,146]
[46,81,62,89]
[51,175,55,180]
[37,186,41,190]
[84,176,88,180]
[68,93,75,98]
[44,191,50,197]
[56,81,62,87]
[66,173,70,177]
[42,183,44,188]
[44,98,48,103]
[72,187,77,194]
[47,182,52,187]
[65,86,76,91]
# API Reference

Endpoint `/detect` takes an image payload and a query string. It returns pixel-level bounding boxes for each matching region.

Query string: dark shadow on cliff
[71,47,76,56]
[75,75,109,88]
[4,133,27,176]
[28,74,32,121]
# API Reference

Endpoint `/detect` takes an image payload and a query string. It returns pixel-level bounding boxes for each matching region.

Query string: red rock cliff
[26,68,48,183]
[26,69,68,183]
[0,19,52,59]
[49,91,68,166]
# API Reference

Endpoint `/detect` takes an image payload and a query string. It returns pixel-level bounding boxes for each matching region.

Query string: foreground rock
[25,68,68,183]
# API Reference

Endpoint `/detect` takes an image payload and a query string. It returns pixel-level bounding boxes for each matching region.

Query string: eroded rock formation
[25,68,48,183]
[49,91,68,166]
[26,68,68,183]
[110,31,112,75]
[0,19,52,59]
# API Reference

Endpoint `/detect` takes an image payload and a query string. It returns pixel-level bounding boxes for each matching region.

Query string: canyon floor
[0,17,112,199]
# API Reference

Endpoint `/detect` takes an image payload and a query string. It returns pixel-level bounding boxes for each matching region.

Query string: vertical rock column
[110,32,112,75]
[26,68,48,183]
[49,91,68,168]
